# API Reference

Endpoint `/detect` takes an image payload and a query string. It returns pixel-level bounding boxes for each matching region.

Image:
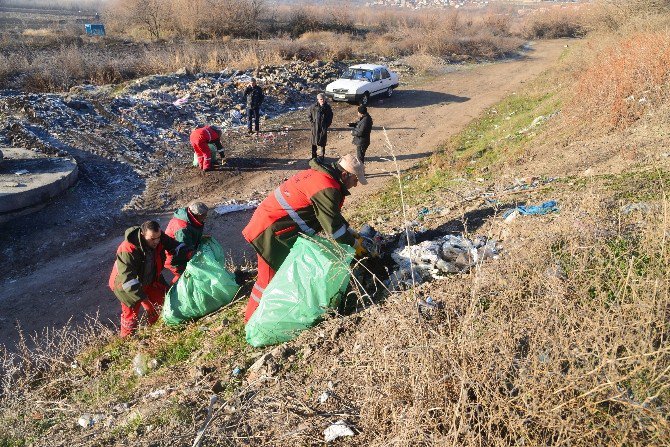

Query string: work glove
[353,235,369,258]
[348,122,356,128]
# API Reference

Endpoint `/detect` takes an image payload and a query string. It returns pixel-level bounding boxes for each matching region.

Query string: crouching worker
[164,201,208,283]
[241,154,368,322]
[190,125,224,171]
[108,221,188,337]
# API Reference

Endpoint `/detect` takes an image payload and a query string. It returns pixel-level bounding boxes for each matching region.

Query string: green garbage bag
[162,237,240,325]
[192,143,218,167]
[245,235,355,347]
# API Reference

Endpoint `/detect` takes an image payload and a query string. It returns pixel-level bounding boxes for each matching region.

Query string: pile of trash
[389,233,501,290]
[0,60,347,178]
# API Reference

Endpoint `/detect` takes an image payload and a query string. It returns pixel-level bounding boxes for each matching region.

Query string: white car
[325,64,399,105]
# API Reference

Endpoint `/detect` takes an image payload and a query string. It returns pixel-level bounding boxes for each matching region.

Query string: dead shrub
[404,53,443,75]
[521,5,587,39]
[570,32,670,129]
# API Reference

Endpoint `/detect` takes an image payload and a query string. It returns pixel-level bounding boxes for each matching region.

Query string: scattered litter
[232,367,242,376]
[621,202,653,215]
[417,295,444,319]
[112,403,130,413]
[214,200,260,215]
[503,200,558,218]
[146,389,167,399]
[390,234,501,287]
[132,352,151,377]
[229,109,242,123]
[77,413,104,429]
[359,224,383,257]
[324,420,355,442]
[172,95,190,106]
[504,209,519,223]
[14,170,29,175]
[318,391,330,404]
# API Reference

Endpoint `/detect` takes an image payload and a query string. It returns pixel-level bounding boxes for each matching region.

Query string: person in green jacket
[108,221,187,337]
[164,202,208,282]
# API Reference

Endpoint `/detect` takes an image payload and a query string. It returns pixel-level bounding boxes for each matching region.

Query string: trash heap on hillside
[389,233,501,290]
[0,60,347,176]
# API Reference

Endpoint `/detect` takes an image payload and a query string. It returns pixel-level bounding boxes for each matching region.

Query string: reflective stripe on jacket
[108,226,183,307]
[242,159,355,270]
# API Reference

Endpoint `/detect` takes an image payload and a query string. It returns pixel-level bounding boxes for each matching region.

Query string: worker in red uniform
[164,201,208,283]
[190,125,223,171]
[241,154,368,322]
[108,221,188,337]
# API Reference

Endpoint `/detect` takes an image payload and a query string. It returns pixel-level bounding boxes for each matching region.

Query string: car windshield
[341,68,374,82]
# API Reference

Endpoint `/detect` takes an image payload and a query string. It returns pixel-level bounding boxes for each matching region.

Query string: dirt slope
[0,39,569,348]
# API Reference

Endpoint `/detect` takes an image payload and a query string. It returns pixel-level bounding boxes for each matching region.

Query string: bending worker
[190,125,223,171]
[164,201,208,283]
[108,221,189,337]
[241,154,368,322]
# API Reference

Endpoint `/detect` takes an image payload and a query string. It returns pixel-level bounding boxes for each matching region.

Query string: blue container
[84,24,106,36]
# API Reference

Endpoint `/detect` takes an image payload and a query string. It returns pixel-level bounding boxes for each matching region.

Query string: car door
[381,68,392,91]
[371,68,385,96]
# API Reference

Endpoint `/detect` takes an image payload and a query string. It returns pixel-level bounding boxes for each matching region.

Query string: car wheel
[387,88,393,98]
[360,93,369,106]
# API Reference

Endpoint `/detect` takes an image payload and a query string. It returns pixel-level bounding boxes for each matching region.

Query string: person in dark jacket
[348,105,373,163]
[308,93,333,160]
[243,78,264,134]
[108,221,188,337]
[241,154,368,322]
[164,201,208,283]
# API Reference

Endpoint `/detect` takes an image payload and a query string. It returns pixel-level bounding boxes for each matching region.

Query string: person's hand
[353,235,369,258]
[348,122,356,128]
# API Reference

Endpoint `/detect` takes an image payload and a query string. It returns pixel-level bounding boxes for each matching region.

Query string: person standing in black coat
[244,78,264,134]
[348,105,373,163]
[308,93,333,160]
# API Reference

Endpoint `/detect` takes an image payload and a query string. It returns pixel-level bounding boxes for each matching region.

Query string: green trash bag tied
[162,237,240,325]
[245,234,355,347]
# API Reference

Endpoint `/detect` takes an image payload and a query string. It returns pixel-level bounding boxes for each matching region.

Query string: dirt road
[0,40,568,348]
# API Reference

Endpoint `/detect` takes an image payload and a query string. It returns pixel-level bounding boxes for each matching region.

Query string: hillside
[2,2,670,446]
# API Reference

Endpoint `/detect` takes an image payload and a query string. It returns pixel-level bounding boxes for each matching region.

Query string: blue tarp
[85,24,106,36]
[503,200,559,218]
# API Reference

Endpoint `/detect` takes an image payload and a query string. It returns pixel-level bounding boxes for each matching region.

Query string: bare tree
[113,0,173,40]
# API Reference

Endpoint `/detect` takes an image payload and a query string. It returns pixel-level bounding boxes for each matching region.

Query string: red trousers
[191,142,212,171]
[244,254,276,322]
[120,282,167,337]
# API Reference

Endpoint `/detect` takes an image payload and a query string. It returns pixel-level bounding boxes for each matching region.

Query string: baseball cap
[338,154,367,185]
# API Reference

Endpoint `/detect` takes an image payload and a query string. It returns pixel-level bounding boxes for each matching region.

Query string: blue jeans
[247,107,260,132]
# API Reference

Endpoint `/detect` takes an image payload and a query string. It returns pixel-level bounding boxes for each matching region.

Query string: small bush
[521,5,587,39]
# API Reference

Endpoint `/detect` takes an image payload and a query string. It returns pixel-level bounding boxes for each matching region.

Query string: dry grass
[297,194,670,445]
[570,32,670,130]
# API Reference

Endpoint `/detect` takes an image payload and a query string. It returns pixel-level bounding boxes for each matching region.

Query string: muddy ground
[0,39,568,348]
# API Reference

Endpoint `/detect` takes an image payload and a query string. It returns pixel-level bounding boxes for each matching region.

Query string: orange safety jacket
[242,159,355,271]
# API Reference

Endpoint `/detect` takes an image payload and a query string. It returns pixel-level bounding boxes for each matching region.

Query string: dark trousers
[311,145,325,159]
[247,107,260,131]
[356,144,369,163]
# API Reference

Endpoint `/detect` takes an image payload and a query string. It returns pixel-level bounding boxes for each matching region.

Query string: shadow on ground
[374,90,470,109]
